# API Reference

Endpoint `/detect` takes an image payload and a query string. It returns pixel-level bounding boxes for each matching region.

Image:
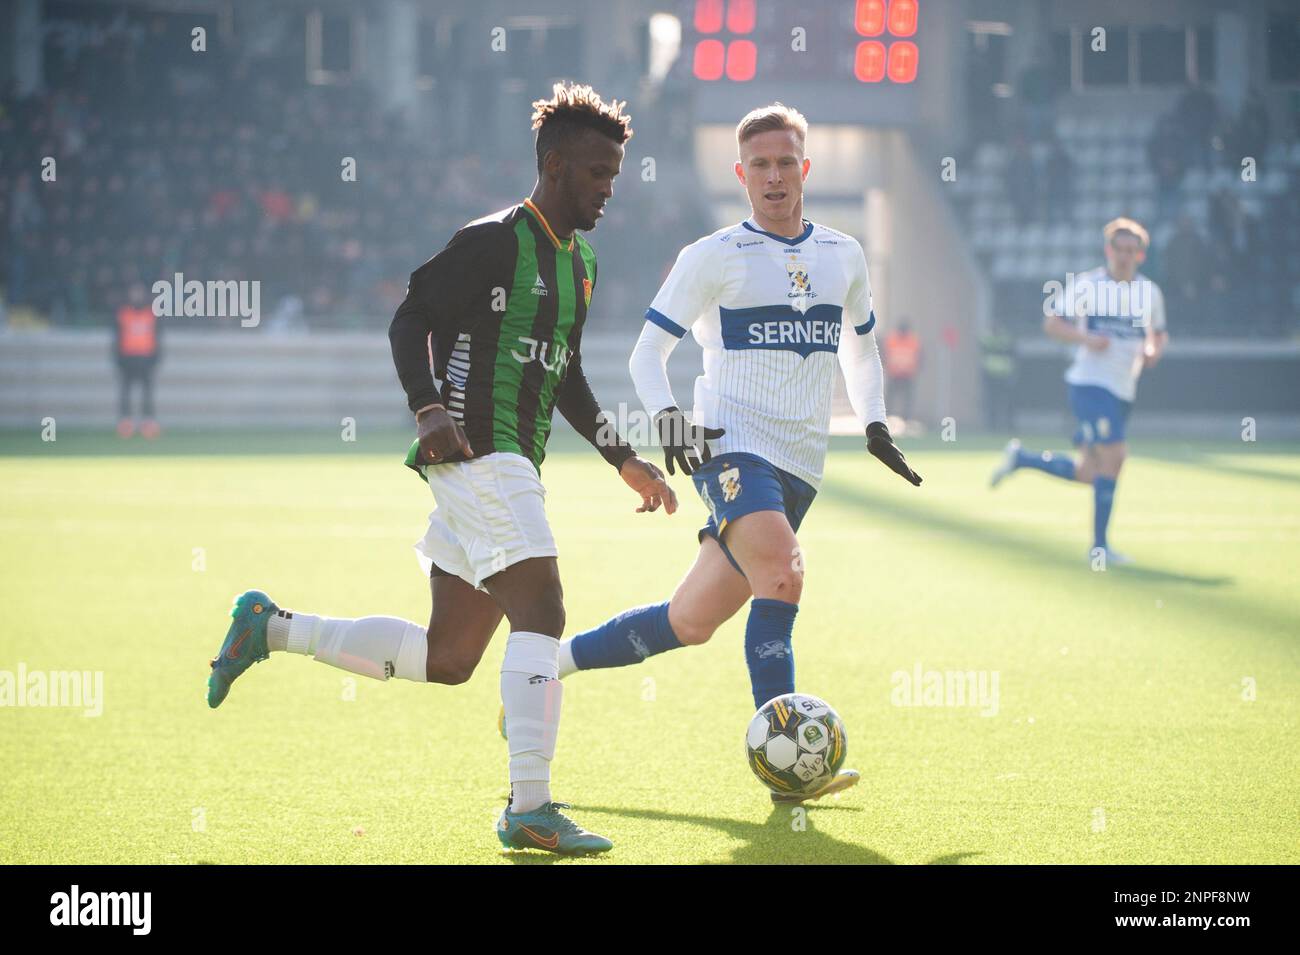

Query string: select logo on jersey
[530,274,548,296]
[719,467,742,503]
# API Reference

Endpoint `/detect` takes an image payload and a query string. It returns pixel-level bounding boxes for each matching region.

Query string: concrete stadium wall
[5,329,1294,438]
[0,328,704,430]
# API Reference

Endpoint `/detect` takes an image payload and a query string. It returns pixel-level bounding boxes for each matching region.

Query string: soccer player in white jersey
[545,103,922,803]
[990,218,1168,565]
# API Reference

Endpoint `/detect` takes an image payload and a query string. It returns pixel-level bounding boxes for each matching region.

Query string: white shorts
[414,451,558,590]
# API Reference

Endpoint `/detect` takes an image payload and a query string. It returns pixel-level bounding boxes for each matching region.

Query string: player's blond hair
[736,102,808,149]
[1103,217,1150,250]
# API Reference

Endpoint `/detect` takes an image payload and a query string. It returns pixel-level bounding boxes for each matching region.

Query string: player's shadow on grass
[579,804,979,865]
[819,477,1232,589]
[1140,447,1300,487]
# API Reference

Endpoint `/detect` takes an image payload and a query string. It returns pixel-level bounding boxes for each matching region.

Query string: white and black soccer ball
[745,693,847,796]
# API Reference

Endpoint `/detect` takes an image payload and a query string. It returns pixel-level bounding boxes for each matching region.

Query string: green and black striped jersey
[391,198,631,477]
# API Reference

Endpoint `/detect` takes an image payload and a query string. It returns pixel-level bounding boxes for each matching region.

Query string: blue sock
[1093,476,1117,550]
[568,601,681,670]
[744,598,798,710]
[1015,447,1077,481]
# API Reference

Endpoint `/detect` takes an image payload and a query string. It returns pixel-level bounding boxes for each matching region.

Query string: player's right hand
[867,421,922,487]
[619,455,678,515]
[416,405,473,464]
[1084,334,1109,353]
[654,406,725,476]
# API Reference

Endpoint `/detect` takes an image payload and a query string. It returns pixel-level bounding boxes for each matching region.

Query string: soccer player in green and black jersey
[206,84,675,855]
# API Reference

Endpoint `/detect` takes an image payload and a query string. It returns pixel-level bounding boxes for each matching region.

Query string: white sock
[500,631,561,813]
[269,611,427,683]
[557,639,578,680]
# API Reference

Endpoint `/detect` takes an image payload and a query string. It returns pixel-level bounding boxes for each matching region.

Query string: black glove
[654,407,725,476]
[867,421,922,486]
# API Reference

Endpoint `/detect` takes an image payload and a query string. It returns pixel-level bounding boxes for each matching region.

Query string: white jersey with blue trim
[1055,266,1166,403]
[644,216,876,488]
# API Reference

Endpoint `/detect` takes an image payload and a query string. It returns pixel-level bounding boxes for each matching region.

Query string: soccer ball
[745,693,847,796]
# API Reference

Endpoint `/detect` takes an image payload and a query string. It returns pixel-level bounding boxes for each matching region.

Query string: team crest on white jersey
[787,262,814,298]
[719,466,742,503]
[787,261,816,313]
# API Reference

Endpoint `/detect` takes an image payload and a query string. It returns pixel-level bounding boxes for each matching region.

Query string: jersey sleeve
[843,244,877,336]
[644,236,722,339]
[389,221,511,413]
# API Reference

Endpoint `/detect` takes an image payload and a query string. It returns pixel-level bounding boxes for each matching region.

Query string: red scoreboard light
[854,0,885,37]
[691,0,920,84]
[854,0,918,82]
[726,39,757,81]
[692,0,758,82]
[886,40,918,83]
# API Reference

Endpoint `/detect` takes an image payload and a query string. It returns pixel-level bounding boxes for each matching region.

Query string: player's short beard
[558,170,595,232]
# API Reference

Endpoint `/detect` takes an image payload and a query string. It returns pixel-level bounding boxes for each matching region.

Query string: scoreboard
[686,0,920,85]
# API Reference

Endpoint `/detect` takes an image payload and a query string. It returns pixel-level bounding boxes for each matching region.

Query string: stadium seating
[949,96,1300,340]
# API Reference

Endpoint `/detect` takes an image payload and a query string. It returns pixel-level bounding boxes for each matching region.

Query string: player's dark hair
[531,82,633,174]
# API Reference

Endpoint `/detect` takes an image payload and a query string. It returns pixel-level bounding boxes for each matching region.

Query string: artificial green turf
[1,430,1296,864]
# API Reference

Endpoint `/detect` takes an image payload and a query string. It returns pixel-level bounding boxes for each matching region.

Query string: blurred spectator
[1230,88,1270,163]
[1004,136,1038,223]
[113,281,161,438]
[883,321,923,422]
[1036,137,1072,221]
[1015,51,1061,144]
[1170,85,1219,171]
[1160,215,1213,314]
[7,172,43,308]
[1209,189,1261,281]
[979,322,1017,432]
[0,10,707,331]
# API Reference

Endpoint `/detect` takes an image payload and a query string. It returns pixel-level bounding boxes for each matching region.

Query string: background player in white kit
[990,218,1169,565]
[528,104,922,803]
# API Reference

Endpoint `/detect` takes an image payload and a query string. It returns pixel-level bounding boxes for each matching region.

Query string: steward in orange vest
[113,283,162,438]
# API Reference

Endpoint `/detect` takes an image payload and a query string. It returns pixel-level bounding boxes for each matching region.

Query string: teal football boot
[496,801,613,856]
[207,590,277,708]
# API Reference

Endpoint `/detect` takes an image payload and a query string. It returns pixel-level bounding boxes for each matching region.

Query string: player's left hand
[1143,344,1162,368]
[866,421,922,486]
[619,456,678,515]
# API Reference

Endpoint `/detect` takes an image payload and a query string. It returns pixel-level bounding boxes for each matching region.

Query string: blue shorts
[1068,383,1132,446]
[691,452,817,575]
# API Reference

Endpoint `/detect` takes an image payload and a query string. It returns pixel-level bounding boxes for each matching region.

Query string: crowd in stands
[955,56,1299,340]
[0,8,709,332]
